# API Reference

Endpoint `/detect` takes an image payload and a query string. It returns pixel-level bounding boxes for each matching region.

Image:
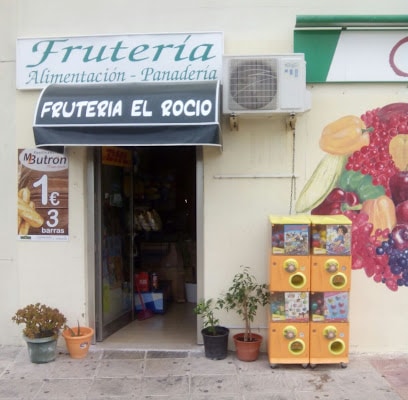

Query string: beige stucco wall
[2,0,408,352]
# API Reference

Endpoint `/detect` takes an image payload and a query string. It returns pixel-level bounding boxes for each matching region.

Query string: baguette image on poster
[17,148,68,241]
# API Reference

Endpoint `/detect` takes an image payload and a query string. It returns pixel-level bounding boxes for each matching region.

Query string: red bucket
[135,272,149,292]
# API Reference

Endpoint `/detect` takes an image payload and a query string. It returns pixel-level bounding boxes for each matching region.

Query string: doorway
[94,146,199,347]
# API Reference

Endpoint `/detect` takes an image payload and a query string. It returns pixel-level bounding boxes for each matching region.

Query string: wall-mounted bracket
[286,113,297,132]
[229,114,239,131]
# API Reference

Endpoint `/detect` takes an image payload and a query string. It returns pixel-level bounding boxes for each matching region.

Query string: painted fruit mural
[296,103,408,291]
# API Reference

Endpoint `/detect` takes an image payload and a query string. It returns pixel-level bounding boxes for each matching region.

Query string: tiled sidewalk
[0,344,407,399]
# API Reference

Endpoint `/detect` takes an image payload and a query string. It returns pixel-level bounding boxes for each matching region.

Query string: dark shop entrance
[94,146,199,347]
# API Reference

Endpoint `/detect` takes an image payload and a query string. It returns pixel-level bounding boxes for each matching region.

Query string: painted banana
[295,154,347,213]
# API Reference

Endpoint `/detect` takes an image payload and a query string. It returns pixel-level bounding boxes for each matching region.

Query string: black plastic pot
[201,326,230,360]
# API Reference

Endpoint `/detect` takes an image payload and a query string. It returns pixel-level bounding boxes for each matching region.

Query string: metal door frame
[92,148,134,341]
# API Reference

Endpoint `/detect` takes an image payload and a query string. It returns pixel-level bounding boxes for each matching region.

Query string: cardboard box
[135,291,166,314]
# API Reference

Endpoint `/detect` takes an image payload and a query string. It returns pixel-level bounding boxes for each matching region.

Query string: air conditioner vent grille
[228,58,278,110]
[223,54,310,115]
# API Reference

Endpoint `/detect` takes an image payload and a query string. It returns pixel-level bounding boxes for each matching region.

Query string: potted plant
[218,266,270,361]
[194,298,229,360]
[62,321,94,359]
[12,302,67,363]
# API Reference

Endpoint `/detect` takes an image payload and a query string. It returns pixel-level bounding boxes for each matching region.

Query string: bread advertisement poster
[17,148,68,241]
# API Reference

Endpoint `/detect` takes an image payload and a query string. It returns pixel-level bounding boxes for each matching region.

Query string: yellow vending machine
[268,215,311,368]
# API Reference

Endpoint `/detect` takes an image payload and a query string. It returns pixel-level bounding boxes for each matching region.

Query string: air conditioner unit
[222,54,311,115]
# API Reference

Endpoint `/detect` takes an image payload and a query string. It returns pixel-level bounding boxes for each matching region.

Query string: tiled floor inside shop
[99,301,198,349]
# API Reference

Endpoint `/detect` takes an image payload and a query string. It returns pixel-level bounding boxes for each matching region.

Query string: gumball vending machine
[309,215,352,367]
[310,215,352,292]
[269,215,311,292]
[268,215,311,367]
[268,292,310,368]
[309,322,349,368]
[309,291,350,367]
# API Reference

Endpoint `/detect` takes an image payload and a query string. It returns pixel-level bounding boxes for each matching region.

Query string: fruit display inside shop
[296,103,408,291]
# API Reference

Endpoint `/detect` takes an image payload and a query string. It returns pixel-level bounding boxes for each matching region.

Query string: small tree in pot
[218,266,269,361]
[194,298,229,360]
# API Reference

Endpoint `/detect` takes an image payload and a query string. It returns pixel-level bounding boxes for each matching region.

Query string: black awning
[33,81,222,147]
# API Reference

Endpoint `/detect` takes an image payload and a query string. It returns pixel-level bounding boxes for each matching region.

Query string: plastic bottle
[152,273,159,290]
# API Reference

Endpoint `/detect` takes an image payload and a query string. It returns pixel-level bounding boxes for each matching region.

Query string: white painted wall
[0,0,19,345]
[2,0,408,352]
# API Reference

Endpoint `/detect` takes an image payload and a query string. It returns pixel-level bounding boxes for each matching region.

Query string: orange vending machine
[309,290,350,367]
[269,215,311,292]
[269,291,310,367]
[268,214,352,368]
[309,215,352,368]
[310,215,352,292]
[309,322,349,368]
[268,215,311,368]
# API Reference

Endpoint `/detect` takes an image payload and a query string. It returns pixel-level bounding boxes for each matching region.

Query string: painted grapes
[298,103,408,291]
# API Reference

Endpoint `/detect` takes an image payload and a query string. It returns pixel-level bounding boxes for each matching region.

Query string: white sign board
[17,32,224,90]
[295,29,408,83]
[327,31,408,82]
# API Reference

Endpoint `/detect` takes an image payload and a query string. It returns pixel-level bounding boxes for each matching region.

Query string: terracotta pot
[62,327,94,359]
[233,332,263,362]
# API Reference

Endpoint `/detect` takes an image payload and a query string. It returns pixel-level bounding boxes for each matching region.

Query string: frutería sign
[17,32,223,90]
[34,81,218,126]
[32,81,222,147]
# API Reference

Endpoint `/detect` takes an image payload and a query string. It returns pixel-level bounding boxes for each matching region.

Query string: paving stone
[0,346,23,361]
[0,378,44,399]
[188,356,237,375]
[191,374,240,395]
[50,359,100,379]
[0,347,406,400]
[102,350,145,359]
[97,359,144,377]
[87,377,142,397]
[2,360,56,380]
[142,375,189,395]
[33,378,93,399]
[146,350,189,358]
[144,357,190,376]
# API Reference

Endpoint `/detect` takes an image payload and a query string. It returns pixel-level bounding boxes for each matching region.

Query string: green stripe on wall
[294,30,342,83]
[296,15,408,28]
